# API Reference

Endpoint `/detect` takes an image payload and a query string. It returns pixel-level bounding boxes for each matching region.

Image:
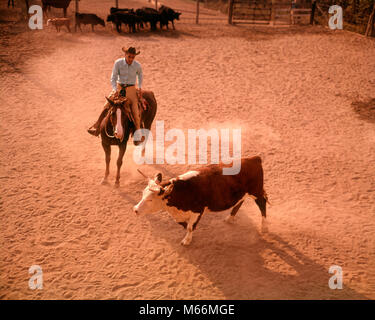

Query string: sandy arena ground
[0,0,374,299]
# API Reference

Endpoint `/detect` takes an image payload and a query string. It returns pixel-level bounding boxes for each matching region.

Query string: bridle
[103,96,135,140]
[104,106,121,139]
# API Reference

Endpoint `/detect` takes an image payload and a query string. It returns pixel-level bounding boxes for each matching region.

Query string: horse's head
[105,96,130,142]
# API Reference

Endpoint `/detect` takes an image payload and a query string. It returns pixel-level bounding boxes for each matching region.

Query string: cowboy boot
[87,106,109,137]
[131,103,146,146]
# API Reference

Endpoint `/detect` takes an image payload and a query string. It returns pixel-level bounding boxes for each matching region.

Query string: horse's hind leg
[101,143,111,185]
[115,144,126,188]
[140,129,151,157]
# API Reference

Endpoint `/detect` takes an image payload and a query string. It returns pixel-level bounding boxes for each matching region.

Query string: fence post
[196,0,200,24]
[23,0,29,20]
[228,0,234,24]
[270,0,275,26]
[116,0,118,8]
[310,0,316,25]
[365,2,375,37]
[156,0,158,10]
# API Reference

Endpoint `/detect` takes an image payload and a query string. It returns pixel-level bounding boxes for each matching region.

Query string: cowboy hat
[122,46,140,55]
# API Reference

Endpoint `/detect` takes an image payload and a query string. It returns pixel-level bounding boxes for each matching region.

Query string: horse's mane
[109,94,134,122]
[101,94,134,137]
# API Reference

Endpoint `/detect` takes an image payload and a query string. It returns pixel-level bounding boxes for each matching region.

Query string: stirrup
[133,134,145,146]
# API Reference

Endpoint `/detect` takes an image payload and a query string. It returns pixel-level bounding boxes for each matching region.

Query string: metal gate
[231,0,272,24]
[228,0,311,25]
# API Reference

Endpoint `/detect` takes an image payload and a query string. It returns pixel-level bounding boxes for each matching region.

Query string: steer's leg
[255,193,268,232]
[181,212,201,246]
[255,196,267,218]
[225,200,244,224]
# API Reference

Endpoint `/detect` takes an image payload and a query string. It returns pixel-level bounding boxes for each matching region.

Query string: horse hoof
[114,182,120,188]
[101,178,109,185]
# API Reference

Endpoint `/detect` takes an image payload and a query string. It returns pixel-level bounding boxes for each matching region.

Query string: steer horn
[137,169,149,180]
[161,183,174,199]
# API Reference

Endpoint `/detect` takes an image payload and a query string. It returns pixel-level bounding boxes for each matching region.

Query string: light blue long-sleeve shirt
[110,58,143,91]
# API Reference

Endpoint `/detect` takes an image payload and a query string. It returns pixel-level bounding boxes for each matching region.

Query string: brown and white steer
[47,18,71,32]
[133,156,269,245]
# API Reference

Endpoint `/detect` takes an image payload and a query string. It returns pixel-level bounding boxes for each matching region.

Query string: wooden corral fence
[230,0,271,24]
[228,0,312,25]
[292,0,313,25]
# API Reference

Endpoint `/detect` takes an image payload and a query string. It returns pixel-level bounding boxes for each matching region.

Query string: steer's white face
[133,176,164,215]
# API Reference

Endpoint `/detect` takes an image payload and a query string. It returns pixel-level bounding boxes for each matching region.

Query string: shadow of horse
[144,205,368,299]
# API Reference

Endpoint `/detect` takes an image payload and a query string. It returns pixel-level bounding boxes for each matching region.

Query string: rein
[103,96,140,140]
[105,120,116,139]
[104,109,116,139]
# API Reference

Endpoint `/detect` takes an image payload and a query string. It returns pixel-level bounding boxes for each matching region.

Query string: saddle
[108,90,148,127]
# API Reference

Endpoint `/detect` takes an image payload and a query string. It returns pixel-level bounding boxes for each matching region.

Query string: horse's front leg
[115,144,126,187]
[101,142,111,185]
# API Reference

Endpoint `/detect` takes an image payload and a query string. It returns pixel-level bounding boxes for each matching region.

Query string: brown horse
[42,0,72,18]
[100,91,157,187]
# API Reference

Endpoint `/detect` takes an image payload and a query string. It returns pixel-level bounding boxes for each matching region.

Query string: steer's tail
[255,189,269,218]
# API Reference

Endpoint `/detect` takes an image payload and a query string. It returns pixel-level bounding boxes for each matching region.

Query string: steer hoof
[261,217,268,233]
[224,215,235,224]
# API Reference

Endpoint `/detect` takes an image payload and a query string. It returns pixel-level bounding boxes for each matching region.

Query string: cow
[138,7,161,31]
[133,156,269,246]
[47,18,71,32]
[75,13,105,32]
[110,7,135,14]
[158,5,181,30]
[107,12,142,33]
[42,0,72,18]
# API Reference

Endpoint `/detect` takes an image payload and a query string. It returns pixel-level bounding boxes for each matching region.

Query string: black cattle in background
[42,0,72,18]
[110,7,135,14]
[75,13,105,32]
[107,12,141,33]
[138,7,160,31]
[158,5,181,30]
